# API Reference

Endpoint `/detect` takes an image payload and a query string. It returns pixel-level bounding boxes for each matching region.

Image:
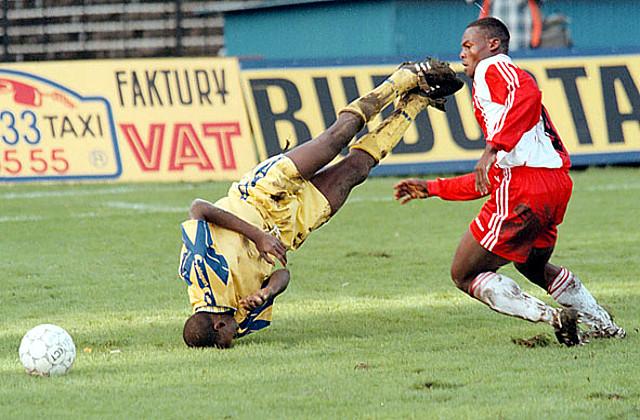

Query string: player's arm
[394,173,489,204]
[474,64,540,193]
[239,269,290,311]
[190,199,287,266]
[474,144,499,195]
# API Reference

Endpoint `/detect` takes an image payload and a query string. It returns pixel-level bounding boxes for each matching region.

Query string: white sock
[469,272,557,324]
[548,267,622,334]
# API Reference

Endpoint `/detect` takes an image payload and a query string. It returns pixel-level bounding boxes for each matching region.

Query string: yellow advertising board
[241,54,640,174]
[0,57,257,182]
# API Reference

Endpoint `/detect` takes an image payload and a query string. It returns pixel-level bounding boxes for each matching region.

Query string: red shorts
[469,166,573,264]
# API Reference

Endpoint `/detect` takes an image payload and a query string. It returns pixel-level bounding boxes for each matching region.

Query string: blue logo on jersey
[237,155,283,199]
[236,294,274,338]
[179,220,230,288]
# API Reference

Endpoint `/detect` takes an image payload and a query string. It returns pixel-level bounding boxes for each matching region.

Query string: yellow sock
[350,94,429,162]
[338,68,419,123]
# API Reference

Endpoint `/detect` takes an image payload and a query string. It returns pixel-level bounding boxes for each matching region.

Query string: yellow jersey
[178,155,331,337]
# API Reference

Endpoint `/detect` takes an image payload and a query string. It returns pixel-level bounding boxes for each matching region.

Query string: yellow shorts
[228,155,331,250]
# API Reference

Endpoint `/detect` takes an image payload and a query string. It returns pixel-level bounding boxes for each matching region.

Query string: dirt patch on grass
[512,333,552,348]
[345,251,392,259]
[588,392,625,401]
[413,381,462,391]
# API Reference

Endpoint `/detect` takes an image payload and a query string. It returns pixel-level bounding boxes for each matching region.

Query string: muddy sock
[549,267,623,335]
[338,67,419,123]
[470,272,557,324]
[349,93,428,162]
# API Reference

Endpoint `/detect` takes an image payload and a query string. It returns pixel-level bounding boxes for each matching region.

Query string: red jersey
[472,54,570,170]
[426,54,572,202]
[425,55,574,261]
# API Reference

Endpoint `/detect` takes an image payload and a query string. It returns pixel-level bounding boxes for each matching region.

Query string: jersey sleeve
[235,295,274,338]
[479,63,543,153]
[426,173,489,201]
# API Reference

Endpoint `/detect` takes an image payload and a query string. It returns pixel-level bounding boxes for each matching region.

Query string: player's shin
[338,68,420,123]
[469,272,557,324]
[349,94,427,162]
[548,268,626,338]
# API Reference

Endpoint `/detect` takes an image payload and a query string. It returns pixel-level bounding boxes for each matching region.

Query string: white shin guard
[469,272,556,325]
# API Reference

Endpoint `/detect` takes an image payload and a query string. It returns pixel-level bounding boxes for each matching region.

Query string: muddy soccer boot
[339,58,442,124]
[553,308,583,347]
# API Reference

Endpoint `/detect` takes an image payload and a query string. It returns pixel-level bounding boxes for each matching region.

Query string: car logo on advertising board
[0,69,121,181]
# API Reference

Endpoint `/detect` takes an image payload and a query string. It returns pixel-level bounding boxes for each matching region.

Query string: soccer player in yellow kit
[179,59,462,348]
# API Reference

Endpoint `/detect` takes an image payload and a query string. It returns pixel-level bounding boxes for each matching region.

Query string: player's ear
[213,319,226,331]
[488,37,502,53]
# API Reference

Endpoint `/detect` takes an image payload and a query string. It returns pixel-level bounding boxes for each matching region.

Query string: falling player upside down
[178,58,464,348]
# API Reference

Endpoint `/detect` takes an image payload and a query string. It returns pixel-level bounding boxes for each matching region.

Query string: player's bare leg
[451,231,582,346]
[311,93,430,214]
[515,248,626,339]
[285,113,363,180]
[286,62,430,180]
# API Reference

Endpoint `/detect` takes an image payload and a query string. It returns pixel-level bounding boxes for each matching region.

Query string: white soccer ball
[19,324,76,377]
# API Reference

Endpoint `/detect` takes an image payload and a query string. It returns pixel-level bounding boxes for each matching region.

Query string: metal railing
[1,0,234,62]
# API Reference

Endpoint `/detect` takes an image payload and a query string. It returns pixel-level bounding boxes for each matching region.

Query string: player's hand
[393,179,429,204]
[254,231,288,266]
[474,146,498,195]
[239,288,271,310]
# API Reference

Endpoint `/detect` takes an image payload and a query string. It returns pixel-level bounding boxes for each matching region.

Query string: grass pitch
[0,167,638,419]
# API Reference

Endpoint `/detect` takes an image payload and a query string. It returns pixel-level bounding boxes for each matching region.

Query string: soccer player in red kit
[394,17,625,346]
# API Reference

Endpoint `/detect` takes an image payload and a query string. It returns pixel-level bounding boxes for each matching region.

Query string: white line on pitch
[104,201,186,213]
[0,184,196,200]
[0,203,186,224]
[347,196,393,203]
[0,215,45,222]
[582,183,640,192]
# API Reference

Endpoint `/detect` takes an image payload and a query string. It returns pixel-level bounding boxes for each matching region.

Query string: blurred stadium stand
[1,0,262,62]
[3,0,639,63]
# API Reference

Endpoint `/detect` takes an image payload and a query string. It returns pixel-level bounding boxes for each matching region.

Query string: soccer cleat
[397,59,435,94]
[338,57,460,123]
[578,308,626,340]
[394,88,447,112]
[583,326,626,340]
[552,308,582,347]
[398,57,464,99]
[581,314,626,340]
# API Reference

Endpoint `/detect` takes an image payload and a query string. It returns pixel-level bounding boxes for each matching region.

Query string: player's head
[183,311,238,349]
[460,17,510,77]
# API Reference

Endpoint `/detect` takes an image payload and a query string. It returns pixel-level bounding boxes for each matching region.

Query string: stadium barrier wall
[241,53,640,175]
[0,57,257,182]
[1,53,639,182]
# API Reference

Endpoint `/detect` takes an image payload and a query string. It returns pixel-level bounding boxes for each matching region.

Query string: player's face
[460,27,493,78]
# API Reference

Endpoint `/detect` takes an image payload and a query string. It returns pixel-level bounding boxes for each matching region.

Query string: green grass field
[1,167,638,419]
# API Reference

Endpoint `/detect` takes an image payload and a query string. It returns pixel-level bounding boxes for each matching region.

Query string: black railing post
[3,0,9,61]
[175,0,183,56]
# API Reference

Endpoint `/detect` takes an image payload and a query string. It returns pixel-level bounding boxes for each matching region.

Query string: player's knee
[342,152,373,185]
[334,112,364,134]
[515,261,548,289]
[322,114,363,154]
[450,264,472,292]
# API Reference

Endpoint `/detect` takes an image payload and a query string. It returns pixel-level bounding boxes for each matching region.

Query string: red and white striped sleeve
[475,60,543,153]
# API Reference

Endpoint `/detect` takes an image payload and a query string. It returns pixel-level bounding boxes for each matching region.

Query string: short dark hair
[183,312,218,348]
[467,17,510,54]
